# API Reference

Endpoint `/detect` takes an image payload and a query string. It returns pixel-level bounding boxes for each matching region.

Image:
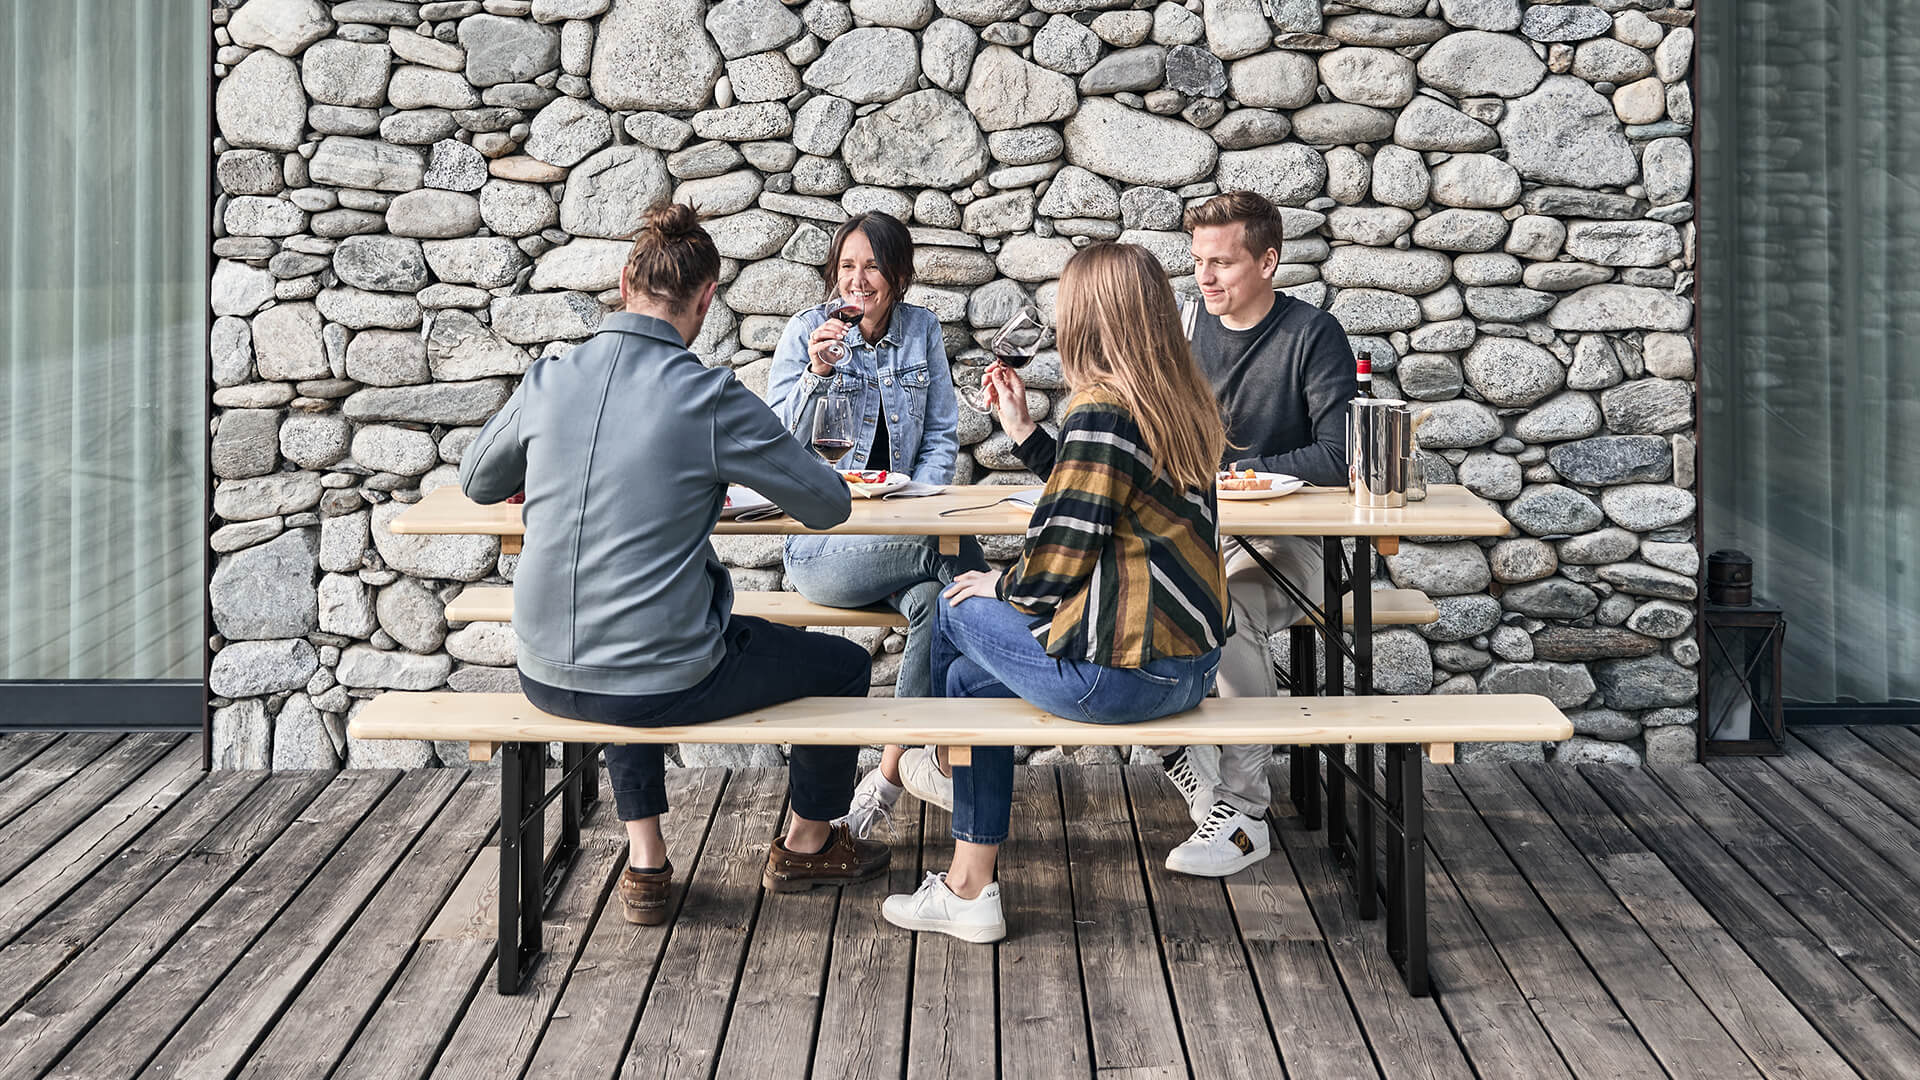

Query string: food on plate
[840,469,891,485]
[1218,468,1272,491]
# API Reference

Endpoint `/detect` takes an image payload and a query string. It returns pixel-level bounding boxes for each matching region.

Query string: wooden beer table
[392,481,1511,955]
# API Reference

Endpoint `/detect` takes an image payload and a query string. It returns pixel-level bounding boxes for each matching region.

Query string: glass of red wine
[811,394,855,466]
[958,304,1047,412]
[820,298,865,366]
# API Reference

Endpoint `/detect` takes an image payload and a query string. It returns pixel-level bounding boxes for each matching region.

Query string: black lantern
[1699,551,1786,757]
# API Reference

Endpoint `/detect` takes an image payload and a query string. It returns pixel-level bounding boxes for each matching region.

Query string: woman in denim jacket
[768,212,986,832]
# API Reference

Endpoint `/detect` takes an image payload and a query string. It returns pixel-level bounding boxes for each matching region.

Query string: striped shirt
[997,387,1229,667]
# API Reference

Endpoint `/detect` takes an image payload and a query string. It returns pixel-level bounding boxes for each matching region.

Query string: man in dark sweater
[989,191,1355,877]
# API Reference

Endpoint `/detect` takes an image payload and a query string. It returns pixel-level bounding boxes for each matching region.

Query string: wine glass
[820,297,865,366]
[958,305,1049,413]
[811,395,855,466]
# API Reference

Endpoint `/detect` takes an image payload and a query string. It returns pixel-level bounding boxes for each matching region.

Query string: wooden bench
[350,691,1571,997]
[443,586,1440,629]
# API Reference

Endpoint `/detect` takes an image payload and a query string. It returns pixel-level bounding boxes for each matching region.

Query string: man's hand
[985,365,1037,443]
[806,320,848,375]
[942,569,1003,606]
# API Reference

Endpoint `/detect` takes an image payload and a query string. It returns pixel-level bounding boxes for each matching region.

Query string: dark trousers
[520,615,871,822]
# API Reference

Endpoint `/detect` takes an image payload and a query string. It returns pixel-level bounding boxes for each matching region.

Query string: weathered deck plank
[1275,776,1477,1080]
[1060,765,1185,1078]
[1452,766,1764,1080]
[5,732,1920,1080]
[0,739,203,948]
[232,776,497,1080]
[618,766,787,1080]
[812,792,923,1080]
[906,799,996,1080]
[1513,764,1859,1080]
[517,768,727,1080]
[1125,764,1286,1080]
[1596,764,1920,1080]
[0,770,352,1076]
[0,733,183,885]
[1421,770,1663,1080]
[999,768,1092,1080]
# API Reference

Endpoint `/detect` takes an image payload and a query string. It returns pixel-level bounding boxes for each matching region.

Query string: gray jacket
[459,312,851,695]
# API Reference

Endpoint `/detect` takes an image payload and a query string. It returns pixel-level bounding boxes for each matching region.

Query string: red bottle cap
[1356,356,1372,375]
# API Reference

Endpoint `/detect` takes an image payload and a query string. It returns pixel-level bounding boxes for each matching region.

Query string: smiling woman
[0,1,205,727]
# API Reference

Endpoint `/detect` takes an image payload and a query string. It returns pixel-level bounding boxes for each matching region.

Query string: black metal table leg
[1385,744,1407,960]
[1288,624,1320,825]
[499,741,545,994]
[1392,743,1429,996]
[1352,539,1377,918]
[1321,538,1346,865]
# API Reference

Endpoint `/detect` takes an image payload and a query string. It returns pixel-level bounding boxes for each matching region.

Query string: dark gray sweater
[1016,294,1356,488]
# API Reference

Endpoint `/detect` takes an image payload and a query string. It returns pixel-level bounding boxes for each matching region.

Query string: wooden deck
[6,730,1920,1079]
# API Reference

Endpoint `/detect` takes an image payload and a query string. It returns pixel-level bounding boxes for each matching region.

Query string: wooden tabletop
[390,483,1509,539]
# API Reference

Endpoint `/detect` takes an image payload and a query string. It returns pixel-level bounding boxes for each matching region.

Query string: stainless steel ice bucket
[1349,397,1412,509]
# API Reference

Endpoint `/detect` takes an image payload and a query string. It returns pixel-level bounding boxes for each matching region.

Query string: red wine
[993,351,1032,368]
[812,437,854,464]
[1356,354,1372,398]
[830,304,863,325]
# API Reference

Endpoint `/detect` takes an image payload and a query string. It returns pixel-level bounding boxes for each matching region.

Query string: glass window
[0,2,206,680]
[1698,3,1920,705]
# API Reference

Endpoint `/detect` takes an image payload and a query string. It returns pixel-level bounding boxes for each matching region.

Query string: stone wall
[206,0,1701,770]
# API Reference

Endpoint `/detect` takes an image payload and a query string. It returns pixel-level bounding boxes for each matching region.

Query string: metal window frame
[0,13,211,760]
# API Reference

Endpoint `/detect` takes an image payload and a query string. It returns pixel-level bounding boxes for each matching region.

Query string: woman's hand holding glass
[981,365,1036,444]
[942,569,1003,607]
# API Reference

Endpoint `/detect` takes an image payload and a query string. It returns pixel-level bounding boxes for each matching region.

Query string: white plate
[1216,472,1305,500]
[721,485,774,518]
[846,473,910,498]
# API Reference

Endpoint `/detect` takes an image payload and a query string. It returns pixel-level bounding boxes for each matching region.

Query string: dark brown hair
[1183,191,1286,263]
[623,203,720,311]
[823,211,914,307]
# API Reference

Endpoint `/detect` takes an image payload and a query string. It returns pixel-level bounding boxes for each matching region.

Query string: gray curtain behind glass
[1700,1,1920,703]
[0,2,205,679]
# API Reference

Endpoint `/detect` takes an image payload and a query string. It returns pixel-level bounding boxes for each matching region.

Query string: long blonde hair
[1054,243,1228,491]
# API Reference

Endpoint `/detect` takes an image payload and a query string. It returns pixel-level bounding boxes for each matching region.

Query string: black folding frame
[495,740,602,993]
[1246,535,1429,997]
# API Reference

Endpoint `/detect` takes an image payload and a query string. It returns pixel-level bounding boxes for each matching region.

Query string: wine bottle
[1356,353,1372,398]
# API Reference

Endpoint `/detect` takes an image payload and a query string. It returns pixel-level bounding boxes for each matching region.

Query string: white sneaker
[882,872,1006,943]
[898,746,953,812]
[1165,802,1271,878]
[835,768,902,839]
[1161,747,1214,827]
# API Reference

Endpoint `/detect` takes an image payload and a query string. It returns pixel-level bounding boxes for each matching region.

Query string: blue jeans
[933,596,1220,844]
[783,533,986,698]
[520,615,870,822]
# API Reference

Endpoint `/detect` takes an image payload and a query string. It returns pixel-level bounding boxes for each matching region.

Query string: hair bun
[642,202,701,241]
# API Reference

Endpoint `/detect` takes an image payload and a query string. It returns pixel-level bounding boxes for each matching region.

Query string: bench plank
[444,586,1438,628]
[350,692,1569,750]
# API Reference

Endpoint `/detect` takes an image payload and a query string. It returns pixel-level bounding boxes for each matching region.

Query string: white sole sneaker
[882,873,1006,943]
[898,746,954,812]
[1165,805,1272,878]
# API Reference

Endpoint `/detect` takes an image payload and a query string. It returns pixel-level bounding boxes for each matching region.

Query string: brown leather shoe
[619,860,673,925]
[763,823,890,893]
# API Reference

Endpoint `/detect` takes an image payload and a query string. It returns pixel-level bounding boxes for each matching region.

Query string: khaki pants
[1164,536,1323,819]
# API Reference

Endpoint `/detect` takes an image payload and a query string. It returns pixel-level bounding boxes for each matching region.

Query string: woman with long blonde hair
[882,243,1231,943]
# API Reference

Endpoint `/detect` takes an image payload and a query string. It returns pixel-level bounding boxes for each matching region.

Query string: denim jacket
[767,301,959,484]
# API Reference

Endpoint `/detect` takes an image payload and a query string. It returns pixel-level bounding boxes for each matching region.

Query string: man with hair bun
[460,203,889,927]
[989,190,1355,877]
